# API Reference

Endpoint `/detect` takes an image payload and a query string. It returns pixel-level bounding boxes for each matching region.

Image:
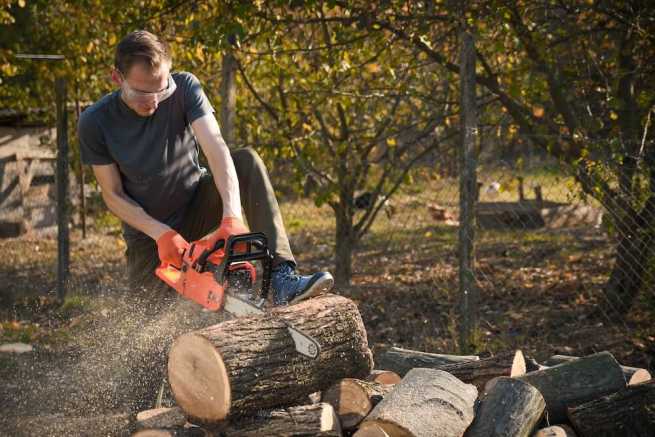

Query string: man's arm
[191,114,242,220]
[92,163,171,240]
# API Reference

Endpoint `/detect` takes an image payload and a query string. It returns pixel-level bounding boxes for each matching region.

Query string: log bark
[374,346,479,376]
[135,407,186,430]
[359,368,477,437]
[517,351,625,423]
[222,402,342,437]
[322,378,394,430]
[567,379,655,437]
[464,377,545,437]
[436,350,526,390]
[366,370,401,385]
[168,294,373,423]
[533,424,578,437]
[543,354,652,385]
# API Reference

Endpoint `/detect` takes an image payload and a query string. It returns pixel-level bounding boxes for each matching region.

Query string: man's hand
[156,230,190,267]
[202,216,249,250]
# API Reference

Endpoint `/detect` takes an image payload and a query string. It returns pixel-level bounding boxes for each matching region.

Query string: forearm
[102,190,170,240]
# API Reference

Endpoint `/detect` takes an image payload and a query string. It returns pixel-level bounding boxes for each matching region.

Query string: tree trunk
[359,368,477,437]
[567,379,655,437]
[516,351,626,423]
[168,294,373,424]
[335,209,355,286]
[219,51,237,148]
[604,203,655,313]
[464,377,545,437]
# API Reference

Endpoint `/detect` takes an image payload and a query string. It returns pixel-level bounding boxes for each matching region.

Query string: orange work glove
[156,230,190,268]
[201,216,249,251]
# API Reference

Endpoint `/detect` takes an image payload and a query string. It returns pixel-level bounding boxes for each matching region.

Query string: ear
[110,69,122,87]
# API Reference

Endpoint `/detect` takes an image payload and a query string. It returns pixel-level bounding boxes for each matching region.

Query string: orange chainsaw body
[155,233,267,311]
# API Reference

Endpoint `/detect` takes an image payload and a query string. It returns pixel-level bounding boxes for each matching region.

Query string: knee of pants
[233,147,264,173]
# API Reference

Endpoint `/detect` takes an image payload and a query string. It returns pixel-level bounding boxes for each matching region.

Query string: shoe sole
[289,272,335,305]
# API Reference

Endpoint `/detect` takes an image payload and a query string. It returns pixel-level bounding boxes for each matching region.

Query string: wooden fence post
[56,77,70,301]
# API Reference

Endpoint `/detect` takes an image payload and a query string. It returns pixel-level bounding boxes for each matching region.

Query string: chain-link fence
[276,134,654,368]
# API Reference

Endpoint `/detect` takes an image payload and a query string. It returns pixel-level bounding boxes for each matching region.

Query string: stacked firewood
[132,295,654,436]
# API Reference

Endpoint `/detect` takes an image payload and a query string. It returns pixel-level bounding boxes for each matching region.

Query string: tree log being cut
[516,351,625,423]
[358,368,477,437]
[464,377,545,437]
[167,294,373,424]
[543,354,652,385]
[374,346,479,376]
[567,379,655,437]
[436,350,526,390]
[321,378,394,430]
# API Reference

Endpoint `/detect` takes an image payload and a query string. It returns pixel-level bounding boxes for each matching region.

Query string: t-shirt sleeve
[78,110,113,165]
[182,72,215,124]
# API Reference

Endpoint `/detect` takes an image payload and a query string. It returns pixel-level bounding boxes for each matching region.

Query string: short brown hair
[115,30,171,75]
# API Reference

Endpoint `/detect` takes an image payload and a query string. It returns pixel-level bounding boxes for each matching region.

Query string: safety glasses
[120,73,177,104]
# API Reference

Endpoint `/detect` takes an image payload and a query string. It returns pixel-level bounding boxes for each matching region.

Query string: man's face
[115,62,172,117]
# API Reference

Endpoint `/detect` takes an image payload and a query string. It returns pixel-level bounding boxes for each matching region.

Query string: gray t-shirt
[78,71,214,242]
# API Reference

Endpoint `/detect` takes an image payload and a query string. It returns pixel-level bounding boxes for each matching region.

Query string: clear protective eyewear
[120,74,177,104]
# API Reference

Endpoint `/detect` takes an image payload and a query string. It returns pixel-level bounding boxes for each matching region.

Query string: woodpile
[133,295,654,436]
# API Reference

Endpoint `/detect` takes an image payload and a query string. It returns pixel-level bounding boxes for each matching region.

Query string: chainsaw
[155,232,320,359]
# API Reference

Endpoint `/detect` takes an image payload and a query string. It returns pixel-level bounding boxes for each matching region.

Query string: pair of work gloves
[155,217,248,267]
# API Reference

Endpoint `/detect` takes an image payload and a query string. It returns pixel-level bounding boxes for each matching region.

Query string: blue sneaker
[271,262,334,305]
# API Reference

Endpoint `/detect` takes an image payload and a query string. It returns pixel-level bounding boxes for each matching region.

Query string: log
[464,377,545,437]
[533,424,578,437]
[168,294,373,423]
[359,368,477,437]
[132,429,209,437]
[353,423,391,437]
[567,379,655,437]
[374,346,478,376]
[222,402,342,436]
[366,370,401,385]
[436,350,526,390]
[517,351,625,423]
[322,378,394,430]
[135,407,186,430]
[543,354,652,385]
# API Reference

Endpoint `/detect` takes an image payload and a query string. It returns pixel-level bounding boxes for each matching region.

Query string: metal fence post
[458,31,479,354]
[56,77,70,301]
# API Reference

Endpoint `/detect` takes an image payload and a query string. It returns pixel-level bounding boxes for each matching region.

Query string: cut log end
[366,370,401,385]
[322,379,373,429]
[354,423,391,437]
[511,350,527,377]
[628,369,651,385]
[168,333,230,423]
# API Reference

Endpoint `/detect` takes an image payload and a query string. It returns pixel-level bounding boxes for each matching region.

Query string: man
[79,30,334,305]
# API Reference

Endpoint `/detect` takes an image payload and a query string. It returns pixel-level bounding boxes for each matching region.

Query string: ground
[1,192,654,436]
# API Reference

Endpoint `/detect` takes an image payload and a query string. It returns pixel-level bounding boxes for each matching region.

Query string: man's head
[111,30,174,117]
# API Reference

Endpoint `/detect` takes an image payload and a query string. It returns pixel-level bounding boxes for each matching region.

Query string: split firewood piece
[464,377,545,437]
[567,379,655,437]
[135,407,186,430]
[436,350,526,390]
[359,368,477,437]
[132,427,209,437]
[222,402,342,437]
[517,351,625,423]
[533,424,578,437]
[321,378,394,430]
[375,346,479,376]
[366,369,401,385]
[353,423,391,437]
[168,294,373,423]
[544,354,652,385]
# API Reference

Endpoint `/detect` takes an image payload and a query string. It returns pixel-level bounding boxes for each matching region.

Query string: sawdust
[0,278,228,436]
